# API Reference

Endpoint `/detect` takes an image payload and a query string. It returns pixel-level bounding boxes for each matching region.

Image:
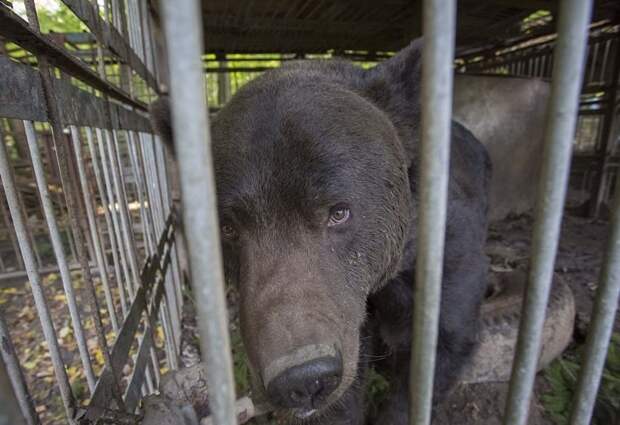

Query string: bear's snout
[262,344,342,411]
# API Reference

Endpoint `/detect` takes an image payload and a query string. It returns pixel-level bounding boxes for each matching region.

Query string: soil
[435,210,612,425]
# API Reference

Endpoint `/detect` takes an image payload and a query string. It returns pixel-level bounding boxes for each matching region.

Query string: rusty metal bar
[0,131,76,422]
[410,1,456,424]
[503,1,593,424]
[0,313,39,425]
[23,120,97,394]
[162,0,238,422]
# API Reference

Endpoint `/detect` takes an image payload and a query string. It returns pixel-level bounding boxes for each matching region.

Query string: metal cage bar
[0,313,39,425]
[503,1,593,425]
[23,121,97,394]
[409,1,456,424]
[569,176,620,424]
[0,130,76,423]
[70,125,120,335]
[161,1,238,425]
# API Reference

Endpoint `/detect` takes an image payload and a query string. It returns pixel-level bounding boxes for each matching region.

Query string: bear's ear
[362,38,423,164]
[149,96,174,154]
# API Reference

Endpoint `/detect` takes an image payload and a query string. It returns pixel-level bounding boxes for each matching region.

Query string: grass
[542,333,620,424]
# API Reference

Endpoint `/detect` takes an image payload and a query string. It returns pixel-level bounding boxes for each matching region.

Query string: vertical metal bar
[109,131,141,294]
[22,0,124,411]
[599,39,612,83]
[70,126,120,334]
[588,41,599,84]
[89,128,129,318]
[126,132,161,386]
[23,121,97,393]
[127,132,153,255]
[502,2,592,425]
[569,170,620,424]
[0,313,39,425]
[0,187,24,270]
[139,134,177,366]
[0,135,76,422]
[589,40,620,217]
[153,141,182,347]
[100,130,136,300]
[161,0,238,423]
[135,134,158,253]
[410,1,456,424]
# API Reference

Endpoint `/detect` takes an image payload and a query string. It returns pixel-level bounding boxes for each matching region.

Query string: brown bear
[151,39,490,425]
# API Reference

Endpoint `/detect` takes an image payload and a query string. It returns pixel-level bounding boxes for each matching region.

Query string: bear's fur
[151,39,491,424]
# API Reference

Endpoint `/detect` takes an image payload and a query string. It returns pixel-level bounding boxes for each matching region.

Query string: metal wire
[161,0,238,423]
[503,1,593,424]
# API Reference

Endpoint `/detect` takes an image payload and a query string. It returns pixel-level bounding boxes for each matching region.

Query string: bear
[150,39,491,425]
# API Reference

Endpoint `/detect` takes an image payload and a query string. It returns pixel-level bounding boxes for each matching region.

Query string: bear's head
[151,40,423,419]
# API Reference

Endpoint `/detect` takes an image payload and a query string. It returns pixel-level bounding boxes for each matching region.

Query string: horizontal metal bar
[205,66,273,73]
[503,1,593,425]
[0,262,98,282]
[410,1,456,424]
[0,56,151,131]
[0,4,147,111]
[60,0,157,90]
[161,1,238,424]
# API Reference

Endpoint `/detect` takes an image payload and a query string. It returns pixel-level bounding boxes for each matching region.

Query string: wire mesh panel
[0,1,183,423]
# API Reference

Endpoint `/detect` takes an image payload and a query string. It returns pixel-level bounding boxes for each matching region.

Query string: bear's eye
[220,222,238,239]
[328,205,351,227]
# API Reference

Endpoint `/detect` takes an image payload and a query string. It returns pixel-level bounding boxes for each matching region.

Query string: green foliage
[365,366,390,416]
[37,3,86,33]
[230,326,252,395]
[542,334,620,425]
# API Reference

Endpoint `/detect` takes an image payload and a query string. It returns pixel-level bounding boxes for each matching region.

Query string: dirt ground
[434,210,612,425]
[180,207,613,425]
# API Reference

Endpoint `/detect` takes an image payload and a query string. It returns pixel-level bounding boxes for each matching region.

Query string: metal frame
[2,1,620,425]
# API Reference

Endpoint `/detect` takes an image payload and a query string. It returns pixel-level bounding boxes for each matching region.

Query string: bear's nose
[266,355,342,409]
